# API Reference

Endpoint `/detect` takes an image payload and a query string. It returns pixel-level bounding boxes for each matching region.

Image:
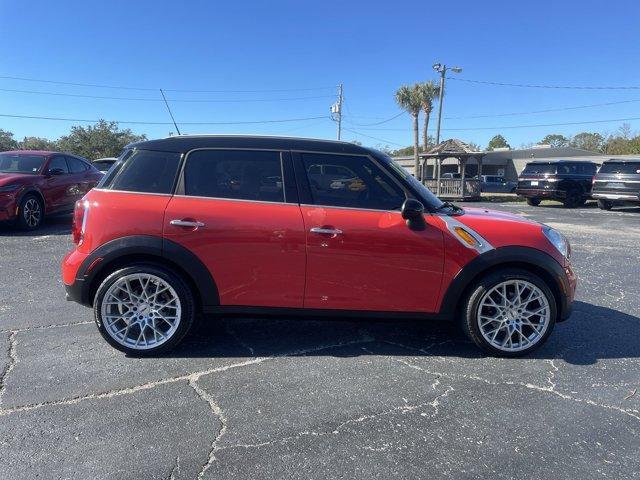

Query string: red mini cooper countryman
[62,136,576,357]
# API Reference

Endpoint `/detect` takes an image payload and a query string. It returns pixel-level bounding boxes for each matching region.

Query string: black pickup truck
[516,160,598,208]
[592,159,640,210]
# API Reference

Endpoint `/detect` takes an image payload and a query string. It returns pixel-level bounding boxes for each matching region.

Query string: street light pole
[432,63,462,196]
[434,67,446,146]
[432,63,461,145]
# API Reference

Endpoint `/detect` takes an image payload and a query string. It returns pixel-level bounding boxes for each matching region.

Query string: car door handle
[170,219,205,228]
[310,227,343,236]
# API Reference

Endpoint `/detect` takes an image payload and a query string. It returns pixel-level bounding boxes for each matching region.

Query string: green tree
[56,120,146,159]
[0,129,18,152]
[486,134,510,151]
[395,84,422,178]
[570,132,604,152]
[19,136,58,151]
[540,134,569,148]
[416,81,439,156]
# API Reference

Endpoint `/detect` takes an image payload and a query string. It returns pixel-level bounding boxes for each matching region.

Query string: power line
[442,116,640,132]
[345,111,406,126]
[342,127,404,147]
[0,87,336,103]
[0,74,337,93]
[447,77,640,90]
[444,99,640,120]
[0,112,330,126]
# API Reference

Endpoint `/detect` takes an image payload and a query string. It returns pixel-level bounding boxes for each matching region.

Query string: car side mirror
[401,198,426,231]
[47,168,65,176]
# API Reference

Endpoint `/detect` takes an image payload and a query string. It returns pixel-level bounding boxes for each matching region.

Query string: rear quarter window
[99,149,181,194]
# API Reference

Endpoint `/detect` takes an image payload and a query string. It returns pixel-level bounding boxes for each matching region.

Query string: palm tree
[417,81,439,156]
[395,84,422,179]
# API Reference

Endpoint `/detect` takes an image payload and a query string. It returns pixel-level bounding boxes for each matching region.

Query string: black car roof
[527,159,597,164]
[602,158,640,163]
[126,135,375,156]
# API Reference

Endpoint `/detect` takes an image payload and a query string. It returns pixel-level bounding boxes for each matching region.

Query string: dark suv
[592,159,640,210]
[516,160,598,207]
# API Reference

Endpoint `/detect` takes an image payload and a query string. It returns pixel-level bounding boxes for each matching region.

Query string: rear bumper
[592,191,640,201]
[516,188,565,199]
[62,249,92,307]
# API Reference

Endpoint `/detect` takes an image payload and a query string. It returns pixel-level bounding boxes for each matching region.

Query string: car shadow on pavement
[165,300,639,366]
[0,214,72,237]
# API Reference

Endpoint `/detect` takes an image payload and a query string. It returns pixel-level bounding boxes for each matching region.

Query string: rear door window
[67,156,89,173]
[48,156,69,174]
[101,149,181,194]
[183,150,285,203]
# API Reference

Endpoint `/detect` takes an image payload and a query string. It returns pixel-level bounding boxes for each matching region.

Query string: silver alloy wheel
[23,198,41,227]
[100,273,182,350]
[477,279,551,352]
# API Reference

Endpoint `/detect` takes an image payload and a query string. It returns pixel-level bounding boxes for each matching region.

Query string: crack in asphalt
[224,322,256,357]
[0,320,93,334]
[188,377,227,479]
[216,382,455,455]
[167,456,180,480]
[0,337,373,417]
[0,331,18,407]
[383,340,640,422]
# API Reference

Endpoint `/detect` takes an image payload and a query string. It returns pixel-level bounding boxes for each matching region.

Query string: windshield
[378,154,445,211]
[0,154,46,174]
[598,162,640,175]
[522,163,557,175]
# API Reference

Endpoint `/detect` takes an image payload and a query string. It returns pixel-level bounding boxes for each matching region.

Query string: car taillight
[72,200,87,245]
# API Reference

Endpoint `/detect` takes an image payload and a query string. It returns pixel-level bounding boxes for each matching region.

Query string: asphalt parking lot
[1,200,639,480]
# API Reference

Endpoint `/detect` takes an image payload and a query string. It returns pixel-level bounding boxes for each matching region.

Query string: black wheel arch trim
[72,235,219,308]
[17,187,46,211]
[438,246,572,321]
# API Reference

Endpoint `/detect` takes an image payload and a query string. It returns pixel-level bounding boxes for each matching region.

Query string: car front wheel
[526,197,541,206]
[93,264,195,356]
[461,269,557,357]
[17,194,43,230]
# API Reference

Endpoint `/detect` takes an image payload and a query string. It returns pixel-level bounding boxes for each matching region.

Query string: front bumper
[560,261,577,321]
[0,193,18,222]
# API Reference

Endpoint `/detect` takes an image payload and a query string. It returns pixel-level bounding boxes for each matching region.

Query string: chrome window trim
[299,203,402,214]
[92,188,172,197]
[593,179,640,183]
[181,147,287,204]
[171,194,298,206]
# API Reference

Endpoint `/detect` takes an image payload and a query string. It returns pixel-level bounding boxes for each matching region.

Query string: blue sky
[1,0,639,150]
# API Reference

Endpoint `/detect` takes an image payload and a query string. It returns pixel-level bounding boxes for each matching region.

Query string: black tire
[562,189,581,208]
[93,264,195,356]
[460,268,557,357]
[597,199,612,211]
[16,194,44,230]
[526,197,541,206]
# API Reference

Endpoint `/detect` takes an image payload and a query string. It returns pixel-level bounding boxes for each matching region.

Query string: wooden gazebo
[421,139,484,201]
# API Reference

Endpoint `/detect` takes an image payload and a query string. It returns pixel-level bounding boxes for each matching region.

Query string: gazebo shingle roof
[425,139,482,156]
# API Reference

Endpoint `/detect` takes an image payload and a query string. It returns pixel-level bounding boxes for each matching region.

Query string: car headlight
[0,184,21,193]
[542,225,570,259]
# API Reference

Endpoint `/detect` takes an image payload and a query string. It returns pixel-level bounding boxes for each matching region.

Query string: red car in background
[0,150,102,230]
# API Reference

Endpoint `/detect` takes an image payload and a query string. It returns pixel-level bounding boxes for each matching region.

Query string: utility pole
[432,64,462,194]
[330,84,343,140]
[432,63,462,145]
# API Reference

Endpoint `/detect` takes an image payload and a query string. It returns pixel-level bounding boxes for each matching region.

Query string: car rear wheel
[597,199,612,210]
[461,269,557,357]
[526,197,541,206]
[93,264,195,356]
[17,194,43,230]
